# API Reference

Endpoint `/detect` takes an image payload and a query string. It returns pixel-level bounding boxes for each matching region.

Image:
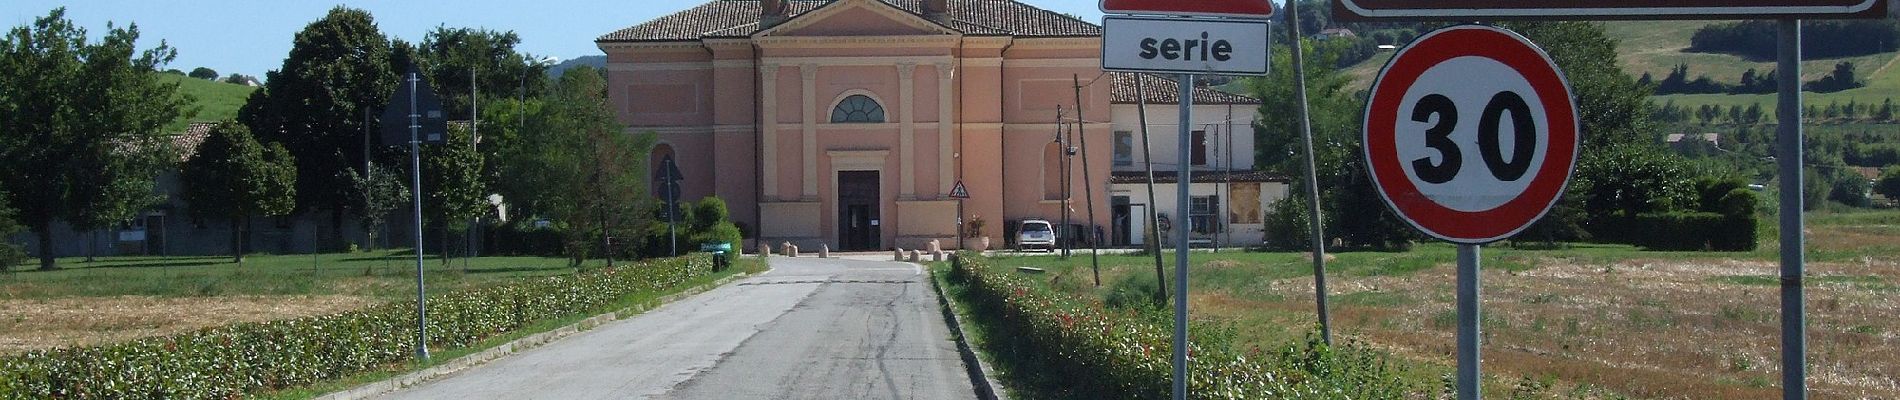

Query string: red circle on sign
[1362,25,1579,244]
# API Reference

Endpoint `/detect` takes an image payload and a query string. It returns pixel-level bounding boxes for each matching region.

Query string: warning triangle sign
[949,181,971,199]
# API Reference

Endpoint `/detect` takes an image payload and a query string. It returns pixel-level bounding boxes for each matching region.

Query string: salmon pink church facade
[598,0,1279,251]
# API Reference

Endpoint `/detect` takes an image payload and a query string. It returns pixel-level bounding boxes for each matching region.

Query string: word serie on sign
[1102,16,1269,75]
[1138,32,1235,62]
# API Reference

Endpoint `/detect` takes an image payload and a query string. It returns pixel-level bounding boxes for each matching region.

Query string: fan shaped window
[830,95,886,123]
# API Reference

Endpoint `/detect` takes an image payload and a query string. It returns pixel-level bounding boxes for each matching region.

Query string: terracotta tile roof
[598,0,1099,42]
[169,122,218,162]
[1110,72,1260,105]
[1111,170,1286,184]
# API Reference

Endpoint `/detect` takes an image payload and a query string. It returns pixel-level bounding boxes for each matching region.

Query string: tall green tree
[1249,33,1413,249]
[1877,166,1900,204]
[1500,22,1657,149]
[0,185,23,271]
[239,6,395,249]
[0,8,191,270]
[417,27,551,118]
[495,67,655,265]
[180,122,298,264]
[188,66,217,80]
[421,122,486,263]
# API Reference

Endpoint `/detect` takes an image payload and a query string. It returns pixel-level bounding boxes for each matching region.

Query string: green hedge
[0,256,714,399]
[1632,212,1757,251]
[947,255,1421,399]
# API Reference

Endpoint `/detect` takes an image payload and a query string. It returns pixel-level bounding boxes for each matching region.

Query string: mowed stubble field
[981,209,1900,399]
[0,251,597,354]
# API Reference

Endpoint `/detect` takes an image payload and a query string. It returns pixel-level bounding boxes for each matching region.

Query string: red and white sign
[1363,25,1580,244]
[1101,0,1274,19]
[1335,0,1885,20]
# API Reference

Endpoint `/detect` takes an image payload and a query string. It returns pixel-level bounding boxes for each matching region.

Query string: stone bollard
[789,244,799,257]
[759,243,772,257]
[780,242,795,257]
[908,249,922,262]
[819,244,830,258]
[928,239,942,254]
[894,248,906,261]
[932,250,945,262]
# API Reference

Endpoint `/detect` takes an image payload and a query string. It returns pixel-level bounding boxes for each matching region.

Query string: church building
[597,0,1284,251]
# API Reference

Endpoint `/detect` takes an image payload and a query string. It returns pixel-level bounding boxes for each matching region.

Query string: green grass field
[0,250,601,300]
[969,208,1900,398]
[161,74,256,133]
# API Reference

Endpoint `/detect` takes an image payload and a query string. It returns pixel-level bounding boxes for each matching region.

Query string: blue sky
[1,0,1109,78]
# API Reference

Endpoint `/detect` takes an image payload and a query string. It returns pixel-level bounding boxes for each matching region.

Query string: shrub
[0,255,715,399]
[1631,212,1756,251]
[484,222,565,256]
[1102,272,1162,311]
[1262,196,1311,251]
[947,254,1426,399]
[0,194,21,271]
[690,222,742,249]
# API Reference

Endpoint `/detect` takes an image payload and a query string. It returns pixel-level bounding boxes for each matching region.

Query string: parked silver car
[1016,219,1057,252]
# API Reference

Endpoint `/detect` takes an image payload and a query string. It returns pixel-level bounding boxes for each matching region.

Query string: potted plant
[965,215,989,251]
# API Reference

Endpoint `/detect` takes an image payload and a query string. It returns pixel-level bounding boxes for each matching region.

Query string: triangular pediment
[758,0,959,37]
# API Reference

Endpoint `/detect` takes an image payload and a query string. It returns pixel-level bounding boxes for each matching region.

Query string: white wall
[1108,103,1258,172]
[1110,180,1288,246]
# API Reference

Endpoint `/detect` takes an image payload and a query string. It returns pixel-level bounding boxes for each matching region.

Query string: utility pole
[1284,0,1334,345]
[1135,78,1167,307]
[1056,105,1072,259]
[1074,74,1101,286]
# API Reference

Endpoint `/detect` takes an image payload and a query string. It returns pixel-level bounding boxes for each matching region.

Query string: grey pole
[1136,80,1168,306]
[1456,244,1481,399]
[1776,19,1807,400]
[1059,106,1072,259]
[1172,73,1194,400]
[469,69,478,268]
[1074,74,1102,287]
[408,72,430,361]
[1283,0,1334,345]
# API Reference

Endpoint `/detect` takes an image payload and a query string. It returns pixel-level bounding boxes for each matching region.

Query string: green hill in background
[162,74,257,133]
[1339,21,1900,112]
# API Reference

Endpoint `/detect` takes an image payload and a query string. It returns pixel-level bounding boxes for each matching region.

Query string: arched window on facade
[830,94,885,123]
[1043,142,1064,200]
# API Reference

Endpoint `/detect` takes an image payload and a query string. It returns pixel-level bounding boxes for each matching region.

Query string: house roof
[597,0,1100,42]
[1111,170,1285,184]
[1110,72,1261,105]
[169,122,218,162]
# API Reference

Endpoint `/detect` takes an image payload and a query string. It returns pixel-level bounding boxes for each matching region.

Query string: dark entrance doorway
[1111,196,1132,246]
[838,171,881,251]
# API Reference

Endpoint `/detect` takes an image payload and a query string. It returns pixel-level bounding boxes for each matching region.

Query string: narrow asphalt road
[375,256,976,400]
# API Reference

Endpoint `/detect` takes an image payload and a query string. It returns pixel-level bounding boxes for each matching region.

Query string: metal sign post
[407,71,430,362]
[950,181,971,250]
[1282,0,1333,346]
[663,156,682,257]
[1456,244,1482,398]
[1776,20,1807,400]
[1171,73,1194,400]
[1342,4,1875,400]
[380,65,447,362]
[1100,2,1271,398]
[1363,26,1580,400]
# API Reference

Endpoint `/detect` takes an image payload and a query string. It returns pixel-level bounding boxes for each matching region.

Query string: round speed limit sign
[1363,25,1580,244]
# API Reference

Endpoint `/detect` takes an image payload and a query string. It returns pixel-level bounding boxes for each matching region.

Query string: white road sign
[1100,16,1269,76]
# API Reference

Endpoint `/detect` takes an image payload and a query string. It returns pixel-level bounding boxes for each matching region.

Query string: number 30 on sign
[1363,25,1580,244]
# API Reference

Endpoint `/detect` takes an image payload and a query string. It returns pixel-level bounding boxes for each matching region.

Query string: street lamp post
[519,56,560,136]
